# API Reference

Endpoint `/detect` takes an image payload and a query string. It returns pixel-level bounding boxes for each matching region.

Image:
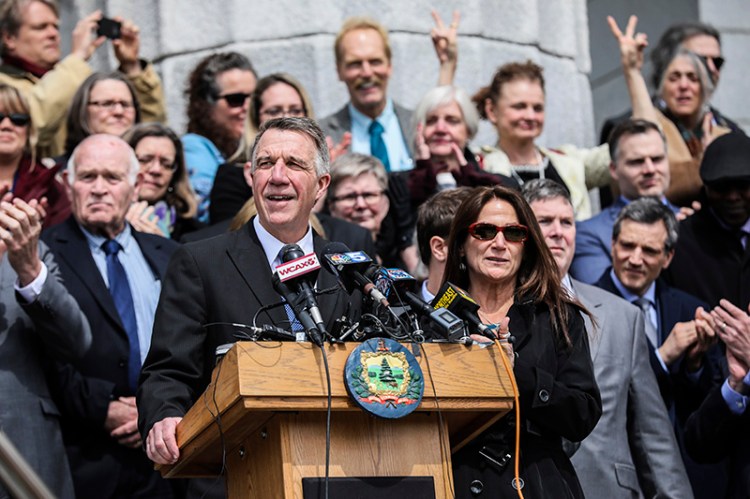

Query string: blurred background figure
[123,123,200,240]
[182,52,257,222]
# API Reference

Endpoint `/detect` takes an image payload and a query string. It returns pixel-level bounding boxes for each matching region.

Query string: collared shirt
[561,273,574,295]
[15,261,48,303]
[253,216,314,270]
[80,223,161,365]
[349,100,413,172]
[421,279,435,303]
[610,269,670,372]
[721,374,749,416]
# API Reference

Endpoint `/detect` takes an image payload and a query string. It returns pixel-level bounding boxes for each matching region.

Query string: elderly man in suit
[42,134,178,499]
[139,118,359,476]
[523,179,691,498]
[0,196,91,499]
[571,119,681,284]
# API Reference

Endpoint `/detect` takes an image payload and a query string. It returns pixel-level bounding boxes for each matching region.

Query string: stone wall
[60,0,595,150]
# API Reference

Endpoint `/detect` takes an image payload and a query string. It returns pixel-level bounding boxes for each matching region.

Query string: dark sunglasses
[0,112,31,126]
[468,222,528,243]
[218,92,251,108]
[698,54,725,72]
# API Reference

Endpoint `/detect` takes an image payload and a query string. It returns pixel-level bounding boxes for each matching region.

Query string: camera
[97,18,121,39]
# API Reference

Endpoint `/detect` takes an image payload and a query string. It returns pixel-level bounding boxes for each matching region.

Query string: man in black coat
[42,135,178,499]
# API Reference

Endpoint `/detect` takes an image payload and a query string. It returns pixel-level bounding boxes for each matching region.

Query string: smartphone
[97,18,122,39]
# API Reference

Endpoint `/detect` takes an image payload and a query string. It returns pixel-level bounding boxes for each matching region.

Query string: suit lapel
[51,219,124,331]
[226,224,288,327]
[571,280,604,361]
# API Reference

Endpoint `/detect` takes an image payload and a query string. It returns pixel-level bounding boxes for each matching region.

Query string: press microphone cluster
[272,244,326,346]
[431,282,496,340]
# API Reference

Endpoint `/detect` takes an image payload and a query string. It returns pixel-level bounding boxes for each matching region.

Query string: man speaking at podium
[137,118,359,472]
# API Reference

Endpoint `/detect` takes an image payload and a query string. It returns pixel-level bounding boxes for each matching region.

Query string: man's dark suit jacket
[685,383,750,498]
[137,220,360,439]
[42,217,179,499]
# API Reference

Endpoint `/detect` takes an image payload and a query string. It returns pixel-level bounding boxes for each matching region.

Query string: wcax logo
[326,251,372,265]
[385,268,414,281]
[276,253,321,282]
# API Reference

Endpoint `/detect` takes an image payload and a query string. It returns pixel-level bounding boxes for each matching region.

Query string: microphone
[272,270,323,346]
[432,282,495,340]
[277,244,328,337]
[320,242,389,307]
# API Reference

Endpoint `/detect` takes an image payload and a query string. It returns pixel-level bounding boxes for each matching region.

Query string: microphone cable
[493,336,523,499]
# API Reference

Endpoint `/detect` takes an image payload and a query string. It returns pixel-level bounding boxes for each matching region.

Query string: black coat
[41,217,179,499]
[452,300,602,499]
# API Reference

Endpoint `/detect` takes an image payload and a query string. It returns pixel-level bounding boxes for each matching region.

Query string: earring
[167,185,174,193]
[459,261,466,271]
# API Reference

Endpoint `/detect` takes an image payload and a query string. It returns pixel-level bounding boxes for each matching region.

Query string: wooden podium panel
[159,341,515,499]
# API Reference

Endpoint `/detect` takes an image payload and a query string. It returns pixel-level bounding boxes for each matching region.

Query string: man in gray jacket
[0,196,91,499]
[524,179,692,498]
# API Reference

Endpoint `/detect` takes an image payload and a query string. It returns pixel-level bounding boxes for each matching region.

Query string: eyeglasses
[88,100,134,111]
[0,112,31,126]
[331,191,384,207]
[137,154,177,171]
[218,92,251,108]
[698,54,725,72]
[468,222,528,243]
[260,106,306,119]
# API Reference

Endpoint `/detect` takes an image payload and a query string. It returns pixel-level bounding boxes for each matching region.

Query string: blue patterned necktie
[369,119,390,171]
[102,240,141,391]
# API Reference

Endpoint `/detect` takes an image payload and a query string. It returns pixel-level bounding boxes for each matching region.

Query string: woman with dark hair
[609,15,731,207]
[473,62,611,220]
[182,52,257,222]
[209,72,313,223]
[0,83,69,227]
[444,185,601,498]
[64,71,142,157]
[123,123,201,239]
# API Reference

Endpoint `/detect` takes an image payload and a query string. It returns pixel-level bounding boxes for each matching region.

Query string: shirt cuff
[721,378,748,416]
[654,347,669,373]
[15,262,48,303]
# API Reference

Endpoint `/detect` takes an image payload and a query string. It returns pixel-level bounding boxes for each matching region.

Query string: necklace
[509,149,549,187]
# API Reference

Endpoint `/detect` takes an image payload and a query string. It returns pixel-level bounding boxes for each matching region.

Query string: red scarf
[1,53,51,78]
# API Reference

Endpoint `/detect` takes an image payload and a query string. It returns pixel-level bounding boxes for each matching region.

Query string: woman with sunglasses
[444,185,601,498]
[123,123,201,239]
[609,15,731,207]
[208,73,314,224]
[182,52,257,223]
[0,84,69,227]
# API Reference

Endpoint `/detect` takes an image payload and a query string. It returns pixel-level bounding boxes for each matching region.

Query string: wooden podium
[158,341,515,498]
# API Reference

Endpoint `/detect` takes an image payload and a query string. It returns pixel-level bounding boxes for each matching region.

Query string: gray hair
[327,153,388,203]
[250,117,329,177]
[67,134,139,186]
[658,48,714,105]
[412,85,479,149]
[612,197,679,251]
[521,178,573,208]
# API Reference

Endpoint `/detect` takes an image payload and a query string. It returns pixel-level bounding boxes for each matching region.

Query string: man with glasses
[571,119,680,284]
[42,134,178,499]
[664,133,750,309]
[0,0,166,158]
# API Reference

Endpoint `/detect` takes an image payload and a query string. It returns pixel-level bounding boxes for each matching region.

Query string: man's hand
[712,299,750,365]
[146,417,183,465]
[658,320,699,368]
[326,132,352,163]
[105,396,141,449]
[113,17,142,76]
[71,11,106,61]
[431,10,460,86]
[0,198,44,286]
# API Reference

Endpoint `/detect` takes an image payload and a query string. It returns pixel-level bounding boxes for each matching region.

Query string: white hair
[66,134,139,186]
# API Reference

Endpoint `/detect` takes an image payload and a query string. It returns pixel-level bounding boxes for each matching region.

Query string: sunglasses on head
[218,92,251,108]
[468,222,528,243]
[0,112,31,126]
[698,54,725,72]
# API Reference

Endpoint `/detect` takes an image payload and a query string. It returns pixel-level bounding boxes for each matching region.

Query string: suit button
[538,389,550,403]
[470,480,483,495]
[118,360,126,368]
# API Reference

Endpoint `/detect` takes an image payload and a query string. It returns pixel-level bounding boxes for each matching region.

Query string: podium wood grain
[158,341,515,498]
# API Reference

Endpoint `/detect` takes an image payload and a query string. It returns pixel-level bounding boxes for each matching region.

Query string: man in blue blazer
[43,135,179,499]
[571,119,680,283]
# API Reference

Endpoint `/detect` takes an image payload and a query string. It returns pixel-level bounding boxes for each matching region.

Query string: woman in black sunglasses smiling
[0,84,70,227]
[444,185,601,499]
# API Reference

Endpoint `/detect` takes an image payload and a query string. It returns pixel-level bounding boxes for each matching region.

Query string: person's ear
[484,98,498,124]
[243,161,253,190]
[430,236,448,263]
[662,248,675,269]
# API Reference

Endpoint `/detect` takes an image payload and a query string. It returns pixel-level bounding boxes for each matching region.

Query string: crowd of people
[0,1,747,499]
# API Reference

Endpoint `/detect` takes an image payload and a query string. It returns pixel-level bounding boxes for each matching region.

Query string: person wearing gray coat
[0,198,91,499]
